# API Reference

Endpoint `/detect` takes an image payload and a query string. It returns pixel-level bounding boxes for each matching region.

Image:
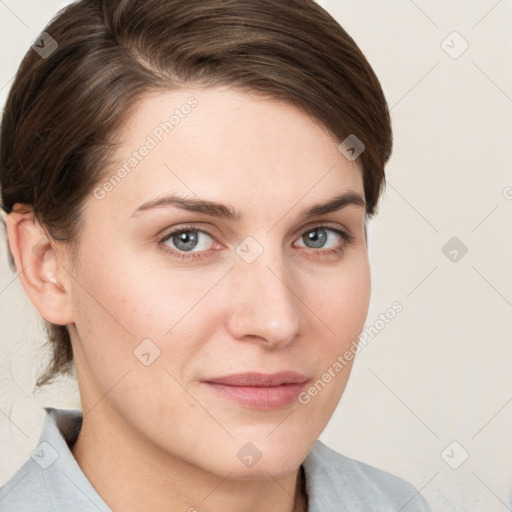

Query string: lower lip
[204,382,308,410]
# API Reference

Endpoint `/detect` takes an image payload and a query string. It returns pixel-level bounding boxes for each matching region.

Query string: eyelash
[157,224,354,262]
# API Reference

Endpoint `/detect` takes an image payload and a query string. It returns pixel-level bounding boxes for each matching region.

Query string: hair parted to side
[0,0,392,386]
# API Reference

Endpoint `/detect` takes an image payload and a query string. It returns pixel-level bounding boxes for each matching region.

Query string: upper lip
[203,371,309,387]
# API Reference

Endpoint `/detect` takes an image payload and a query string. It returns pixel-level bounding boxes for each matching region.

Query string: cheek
[68,248,165,380]
[295,259,370,423]
[70,248,228,373]
[311,257,371,346]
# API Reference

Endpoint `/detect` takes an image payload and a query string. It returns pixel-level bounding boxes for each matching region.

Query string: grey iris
[174,231,199,251]
[304,228,327,248]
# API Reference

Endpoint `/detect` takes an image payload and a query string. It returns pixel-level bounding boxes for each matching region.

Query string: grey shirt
[0,408,432,511]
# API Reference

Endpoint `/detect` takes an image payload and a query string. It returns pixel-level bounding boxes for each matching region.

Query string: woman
[0,0,432,510]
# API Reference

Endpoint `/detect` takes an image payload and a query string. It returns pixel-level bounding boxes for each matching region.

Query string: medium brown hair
[0,0,392,386]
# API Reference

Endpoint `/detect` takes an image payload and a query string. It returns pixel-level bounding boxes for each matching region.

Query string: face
[64,86,370,480]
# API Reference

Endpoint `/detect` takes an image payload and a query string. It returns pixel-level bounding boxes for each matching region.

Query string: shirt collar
[36,407,111,511]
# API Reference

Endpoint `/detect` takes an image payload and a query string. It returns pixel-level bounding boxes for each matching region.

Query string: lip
[202,372,310,410]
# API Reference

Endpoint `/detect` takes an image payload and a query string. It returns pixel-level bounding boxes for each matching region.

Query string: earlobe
[4,206,74,326]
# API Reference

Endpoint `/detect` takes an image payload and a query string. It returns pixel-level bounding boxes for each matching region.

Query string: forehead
[88,86,364,220]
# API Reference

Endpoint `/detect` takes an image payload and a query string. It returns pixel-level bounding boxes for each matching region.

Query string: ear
[4,205,74,325]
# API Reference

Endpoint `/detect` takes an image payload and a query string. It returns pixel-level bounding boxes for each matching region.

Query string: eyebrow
[131,191,366,221]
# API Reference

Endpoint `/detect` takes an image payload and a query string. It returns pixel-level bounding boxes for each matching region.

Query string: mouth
[201,371,310,410]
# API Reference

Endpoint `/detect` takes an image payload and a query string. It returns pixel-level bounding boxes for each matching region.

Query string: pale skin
[6,86,371,512]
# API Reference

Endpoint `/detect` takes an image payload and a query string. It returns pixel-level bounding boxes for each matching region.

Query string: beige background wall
[1,1,511,511]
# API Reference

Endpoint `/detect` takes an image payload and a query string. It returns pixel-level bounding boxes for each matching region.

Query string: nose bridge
[226,239,303,346]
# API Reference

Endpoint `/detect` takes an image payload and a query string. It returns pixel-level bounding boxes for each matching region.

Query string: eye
[294,225,352,256]
[158,224,353,261]
[159,226,217,260]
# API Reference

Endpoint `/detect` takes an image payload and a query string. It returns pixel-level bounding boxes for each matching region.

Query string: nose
[225,250,304,349]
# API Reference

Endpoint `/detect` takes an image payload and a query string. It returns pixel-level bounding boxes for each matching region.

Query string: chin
[211,435,312,481]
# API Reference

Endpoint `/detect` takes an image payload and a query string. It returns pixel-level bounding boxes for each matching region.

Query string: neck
[71,407,308,512]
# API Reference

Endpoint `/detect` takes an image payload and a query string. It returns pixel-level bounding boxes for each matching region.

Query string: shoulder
[303,440,432,512]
